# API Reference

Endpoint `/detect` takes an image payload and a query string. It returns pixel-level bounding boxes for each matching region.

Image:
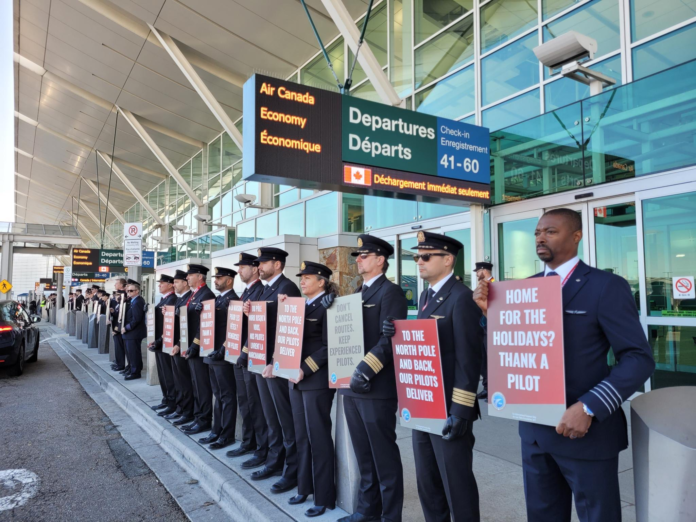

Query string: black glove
[186,345,200,359]
[144,303,149,313]
[350,369,371,394]
[194,302,203,312]
[382,317,396,338]
[321,293,336,310]
[237,353,248,369]
[209,349,224,361]
[442,415,469,441]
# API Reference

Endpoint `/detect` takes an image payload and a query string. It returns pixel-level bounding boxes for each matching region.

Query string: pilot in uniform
[121,279,147,380]
[149,274,179,416]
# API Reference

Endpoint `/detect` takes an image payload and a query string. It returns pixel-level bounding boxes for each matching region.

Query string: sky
[1,0,15,223]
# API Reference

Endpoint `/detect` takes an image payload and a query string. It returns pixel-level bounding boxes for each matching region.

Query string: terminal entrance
[491,178,696,391]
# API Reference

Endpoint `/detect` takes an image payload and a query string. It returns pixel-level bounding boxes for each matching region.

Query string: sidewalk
[49,323,637,521]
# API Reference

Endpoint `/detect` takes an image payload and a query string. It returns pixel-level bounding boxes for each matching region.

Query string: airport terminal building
[14,0,696,393]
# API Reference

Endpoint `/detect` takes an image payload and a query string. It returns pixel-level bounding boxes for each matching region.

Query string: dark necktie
[422,288,435,311]
[546,271,559,277]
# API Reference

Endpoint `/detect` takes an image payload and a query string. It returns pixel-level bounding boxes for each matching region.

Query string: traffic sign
[0,280,12,293]
[673,276,695,300]
[124,222,142,240]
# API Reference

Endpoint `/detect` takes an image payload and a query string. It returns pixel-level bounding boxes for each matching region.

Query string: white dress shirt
[306,291,325,306]
[428,272,454,297]
[544,256,580,283]
[362,274,382,288]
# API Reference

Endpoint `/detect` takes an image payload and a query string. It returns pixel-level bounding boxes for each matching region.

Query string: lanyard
[561,262,580,287]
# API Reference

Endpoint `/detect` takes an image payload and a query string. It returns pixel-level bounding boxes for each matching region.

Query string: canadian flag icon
[344,166,372,186]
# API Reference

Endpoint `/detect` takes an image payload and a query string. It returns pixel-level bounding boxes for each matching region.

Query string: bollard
[335,395,362,513]
[81,313,89,343]
[109,329,116,363]
[50,308,56,324]
[632,386,696,521]
[75,311,84,339]
[98,316,110,355]
[87,314,99,348]
[68,311,76,336]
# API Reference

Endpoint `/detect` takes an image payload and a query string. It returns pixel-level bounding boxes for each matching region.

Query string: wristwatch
[582,403,594,417]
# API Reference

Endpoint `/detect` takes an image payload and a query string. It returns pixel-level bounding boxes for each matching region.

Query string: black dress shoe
[240,455,266,469]
[226,445,254,458]
[151,402,168,411]
[250,466,282,481]
[157,407,177,417]
[209,438,235,450]
[181,423,211,435]
[173,416,194,426]
[124,374,141,380]
[119,369,129,374]
[337,513,380,522]
[477,389,488,400]
[198,433,219,444]
[306,506,329,517]
[288,494,308,505]
[111,366,125,372]
[271,477,298,494]
[164,412,182,420]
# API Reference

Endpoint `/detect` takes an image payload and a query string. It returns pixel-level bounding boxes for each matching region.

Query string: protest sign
[224,301,244,363]
[487,277,566,426]
[146,308,156,344]
[327,294,364,388]
[392,319,447,433]
[179,306,189,351]
[163,306,175,355]
[199,300,216,357]
[272,297,305,380]
[247,302,267,374]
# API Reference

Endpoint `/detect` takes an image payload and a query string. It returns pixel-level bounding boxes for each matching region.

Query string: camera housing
[533,31,597,72]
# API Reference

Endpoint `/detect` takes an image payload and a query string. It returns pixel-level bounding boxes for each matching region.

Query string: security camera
[234,194,256,205]
[151,235,164,241]
[194,214,212,223]
[171,225,188,232]
[533,31,597,71]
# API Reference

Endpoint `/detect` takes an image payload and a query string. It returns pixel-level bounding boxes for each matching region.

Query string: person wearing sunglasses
[121,279,148,381]
[384,231,484,522]
[148,274,179,418]
[323,234,407,522]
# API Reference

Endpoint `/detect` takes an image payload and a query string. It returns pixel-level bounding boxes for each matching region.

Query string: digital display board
[243,74,490,205]
[71,248,155,271]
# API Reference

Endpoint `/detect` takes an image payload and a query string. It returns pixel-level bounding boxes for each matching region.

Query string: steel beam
[81,177,125,224]
[148,25,243,151]
[320,0,402,106]
[117,107,204,207]
[110,156,166,180]
[74,198,120,246]
[71,215,99,244]
[97,151,165,226]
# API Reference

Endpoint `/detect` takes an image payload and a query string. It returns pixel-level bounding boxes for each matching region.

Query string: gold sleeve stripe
[306,357,319,372]
[193,338,200,345]
[452,395,476,407]
[363,353,383,374]
[242,347,249,354]
[453,388,476,400]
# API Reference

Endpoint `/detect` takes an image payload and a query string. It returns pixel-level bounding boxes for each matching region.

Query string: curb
[55,337,293,522]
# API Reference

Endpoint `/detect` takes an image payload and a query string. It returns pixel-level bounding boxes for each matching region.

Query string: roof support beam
[74,198,120,246]
[81,177,125,224]
[148,25,243,151]
[97,151,165,226]
[111,156,166,180]
[117,107,204,207]
[70,215,99,244]
[319,0,402,106]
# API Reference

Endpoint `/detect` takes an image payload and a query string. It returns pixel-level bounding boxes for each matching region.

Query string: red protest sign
[224,301,244,363]
[199,299,216,356]
[247,301,267,374]
[272,297,305,381]
[392,319,447,434]
[146,309,156,344]
[162,306,175,355]
[487,277,566,426]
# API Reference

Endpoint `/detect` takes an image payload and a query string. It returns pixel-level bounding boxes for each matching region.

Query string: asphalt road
[0,325,187,522]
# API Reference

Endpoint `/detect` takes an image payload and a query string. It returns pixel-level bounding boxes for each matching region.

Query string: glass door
[492,209,544,281]
[398,233,422,319]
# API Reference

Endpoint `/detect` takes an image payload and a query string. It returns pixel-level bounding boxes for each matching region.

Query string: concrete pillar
[88,314,99,348]
[1,236,13,283]
[68,311,76,335]
[98,317,110,355]
[81,313,89,343]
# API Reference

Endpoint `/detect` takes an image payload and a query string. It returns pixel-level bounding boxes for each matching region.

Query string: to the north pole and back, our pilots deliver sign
[243,75,490,206]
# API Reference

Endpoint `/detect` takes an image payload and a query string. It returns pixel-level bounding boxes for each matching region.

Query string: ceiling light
[676,254,685,258]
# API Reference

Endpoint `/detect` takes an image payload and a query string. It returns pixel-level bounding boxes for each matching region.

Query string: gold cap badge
[214,267,220,275]
[357,237,363,247]
[301,262,306,270]
[417,231,425,242]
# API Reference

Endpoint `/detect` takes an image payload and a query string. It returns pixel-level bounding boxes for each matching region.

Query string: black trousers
[343,396,403,522]
[244,369,268,458]
[188,357,213,425]
[289,387,336,508]
[256,374,297,478]
[155,350,177,407]
[171,354,194,417]
[413,427,479,522]
[124,339,143,376]
[113,333,125,368]
[210,362,238,441]
[481,342,488,391]
[234,364,255,449]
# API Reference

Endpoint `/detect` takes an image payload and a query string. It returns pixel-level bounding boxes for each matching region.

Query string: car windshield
[0,302,19,323]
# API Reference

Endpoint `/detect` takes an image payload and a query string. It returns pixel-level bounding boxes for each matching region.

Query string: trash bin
[631,386,696,521]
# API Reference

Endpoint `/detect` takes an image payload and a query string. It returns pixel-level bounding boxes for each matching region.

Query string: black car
[0,300,41,377]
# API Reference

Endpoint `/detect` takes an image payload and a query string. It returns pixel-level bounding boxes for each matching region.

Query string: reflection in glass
[222,133,241,171]
[342,193,364,233]
[279,204,304,236]
[390,0,413,97]
[399,237,420,311]
[236,221,256,245]
[643,192,696,317]
[445,228,472,288]
[415,0,473,44]
[208,137,221,177]
[349,5,388,86]
[256,212,278,240]
[353,79,382,103]
[301,39,344,92]
[483,88,540,132]
[416,65,475,118]
[498,217,541,280]
[481,0,538,54]
[415,17,474,89]
[364,195,417,230]
[632,23,696,80]
[544,55,621,111]
[192,152,204,189]
[418,201,464,220]
[306,193,338,237]
[542,0,577,20]
[482,33,539,106]
[649,325,696,388]
[631,0,696,42]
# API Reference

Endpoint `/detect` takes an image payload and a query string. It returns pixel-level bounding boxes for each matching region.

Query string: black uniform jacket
[173,290,192,348]
[122,295,147,341]
[238,279,266,367]
[187,285,217,355]
[341,274,408,400]
[154,292,178,349]
[204,290,240,365]
[259,274,302,365]
[295,296,329,391]
[75,295,85,311]
[111,293,125,333]
[418,275,483,421]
